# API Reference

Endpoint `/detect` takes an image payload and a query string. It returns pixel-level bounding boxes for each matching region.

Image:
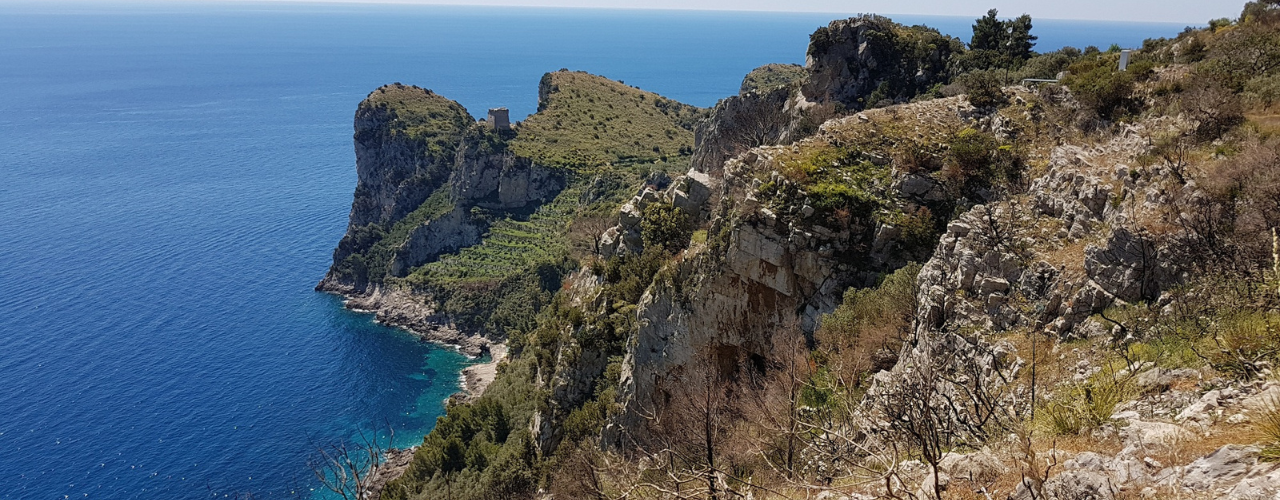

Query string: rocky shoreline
[460,343,507,401]
[316,280,509,400]
[315,282,508,496]
[317,281,492,357]
[365,446,416,500]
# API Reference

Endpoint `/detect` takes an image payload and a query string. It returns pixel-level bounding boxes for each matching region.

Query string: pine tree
[1006,14,1038,60]
[968,8,1037,69]
[970,9,1004,51]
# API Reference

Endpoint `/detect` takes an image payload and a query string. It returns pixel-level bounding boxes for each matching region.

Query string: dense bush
[602,245,668,305]
[1245,73,1280,108]
[941,128,1023,195]
[1204,23,1280,89]
[815,263,921,387]
[962,9,1037,70]
[1043,370,1131,435]
[1178,78,1245,140]
[1012,48,1078,80]
[958,70,1007,108]
[1062,57,1150,122]
[639,203,693,252]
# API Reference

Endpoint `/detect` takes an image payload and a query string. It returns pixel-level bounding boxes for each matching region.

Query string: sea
[0,2,1190,498]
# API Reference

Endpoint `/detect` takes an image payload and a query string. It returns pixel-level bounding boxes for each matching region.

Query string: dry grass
[1143,425,1257,472]
[1253,394,1280,460]
[1246,112,1280,136]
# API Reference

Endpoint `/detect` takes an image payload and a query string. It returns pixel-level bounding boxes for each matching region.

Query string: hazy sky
[24,0,1238,24]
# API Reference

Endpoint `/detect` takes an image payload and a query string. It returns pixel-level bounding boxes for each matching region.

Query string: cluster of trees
[959,9,1038,71]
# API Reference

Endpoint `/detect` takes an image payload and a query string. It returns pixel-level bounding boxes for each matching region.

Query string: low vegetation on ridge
[510,70,705,170]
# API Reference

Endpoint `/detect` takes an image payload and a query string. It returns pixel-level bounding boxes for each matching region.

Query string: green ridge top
[364,83,475,142]
[510,70,705,170]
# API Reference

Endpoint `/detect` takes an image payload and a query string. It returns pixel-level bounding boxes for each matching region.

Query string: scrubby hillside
[511,70,704,168]
[324,3,1280,500]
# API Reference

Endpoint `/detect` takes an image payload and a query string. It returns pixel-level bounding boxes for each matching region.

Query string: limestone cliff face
[615,132,912,431]
[347,96,456,230]
[387,208,481,278]
[387,140,563,277]
[598,95,994,438]
[319,84,564,343]
[861,117,1202,462]
[690,87,795,176]
[449,138,562,210]
[320,84,471,292]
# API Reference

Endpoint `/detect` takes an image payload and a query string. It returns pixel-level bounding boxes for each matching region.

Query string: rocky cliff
[351,7,1280,500]
[318,83,565,351]
[320,74,703,355]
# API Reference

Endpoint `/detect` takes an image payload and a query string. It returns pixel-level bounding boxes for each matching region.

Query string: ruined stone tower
[487,107,510,131]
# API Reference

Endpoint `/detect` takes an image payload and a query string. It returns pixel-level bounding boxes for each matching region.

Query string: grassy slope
[510,70,705,169]
[740,63,806,94]
[365,83,475,143]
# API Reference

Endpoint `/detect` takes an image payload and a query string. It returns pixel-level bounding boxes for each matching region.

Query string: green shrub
[959,70,1008,108]
[1256,395,1280,461]
[561,399,608,443]
[949,128,999,174]
[1013,49,1078,81]
[1043,371,1131,435]
[815,263,921,386]
[1178,78,1245,141]
[1206,311,1280,380]
[1063,60,1143,122]
[639,203,692,252]
[603,246,668,305]
[1246,73,1280,109]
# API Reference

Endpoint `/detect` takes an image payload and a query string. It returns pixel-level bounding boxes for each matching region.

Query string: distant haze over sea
[0,3,1188,498]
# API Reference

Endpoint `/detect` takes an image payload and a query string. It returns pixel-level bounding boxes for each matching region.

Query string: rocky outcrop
[321,85,473,292]
[691,87,794,175]
[386,145,564,276]
[801,15,960,109]
[388,208,481,277]
[599,168,718,257]
[449,138,562,209]
[690,16,961,178]
[342,285,490,356]
[739,63,806,95]
[346,85,470,230]
[911,124,1195,340]
[614,143,904,431]
[320,85,565,346]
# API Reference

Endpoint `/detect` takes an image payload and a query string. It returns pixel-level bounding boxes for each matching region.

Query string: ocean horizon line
[0,0,1208,27]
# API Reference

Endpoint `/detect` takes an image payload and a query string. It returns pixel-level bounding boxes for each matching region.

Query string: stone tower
[487,107,510,131]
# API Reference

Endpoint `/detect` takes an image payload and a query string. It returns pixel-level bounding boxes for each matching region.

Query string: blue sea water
[0,2,1189,498]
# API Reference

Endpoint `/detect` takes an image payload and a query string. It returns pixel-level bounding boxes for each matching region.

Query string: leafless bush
[309,426,394,500]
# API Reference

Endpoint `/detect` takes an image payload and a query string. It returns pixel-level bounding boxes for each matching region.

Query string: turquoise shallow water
[0,3,1189,498]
